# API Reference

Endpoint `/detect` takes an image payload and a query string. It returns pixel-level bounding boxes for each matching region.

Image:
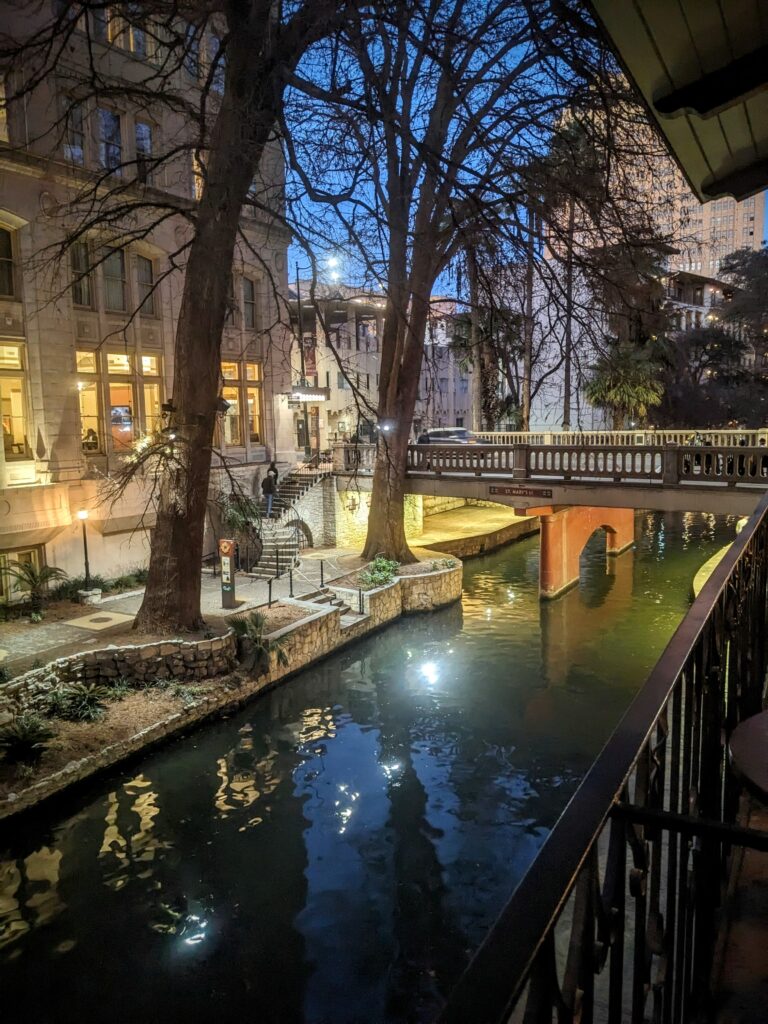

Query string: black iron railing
[437,491,768,1024]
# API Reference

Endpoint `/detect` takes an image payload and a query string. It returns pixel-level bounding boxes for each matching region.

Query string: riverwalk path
[0,504,531,675]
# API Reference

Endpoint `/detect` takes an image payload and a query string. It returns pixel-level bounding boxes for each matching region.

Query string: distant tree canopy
[653,326,767,428]
[719,248,768,340]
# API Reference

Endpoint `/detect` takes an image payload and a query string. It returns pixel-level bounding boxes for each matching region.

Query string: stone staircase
[255,461,332,520]
[302,587,352,615]
[248,461,333,579]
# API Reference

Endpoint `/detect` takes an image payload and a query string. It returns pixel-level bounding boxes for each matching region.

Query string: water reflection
[0,512,738,1024]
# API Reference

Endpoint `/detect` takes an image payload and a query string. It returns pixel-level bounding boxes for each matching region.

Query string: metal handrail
[438,489,768,1023]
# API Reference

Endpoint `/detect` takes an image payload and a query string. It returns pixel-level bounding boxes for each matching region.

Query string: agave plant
[0,712,55,764]
[49,682,111,722]
[3,562,68,614]
[228,612,289,674]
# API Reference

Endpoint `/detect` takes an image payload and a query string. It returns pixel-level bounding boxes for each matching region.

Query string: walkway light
[76,509,91,589]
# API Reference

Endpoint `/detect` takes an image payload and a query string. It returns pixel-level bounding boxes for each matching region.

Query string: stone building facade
[0,5,296,595]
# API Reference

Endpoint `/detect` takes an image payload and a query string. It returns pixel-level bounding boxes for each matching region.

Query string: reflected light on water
[420,662,439,685]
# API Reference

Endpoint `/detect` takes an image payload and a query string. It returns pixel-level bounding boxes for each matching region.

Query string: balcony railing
[437,489,768,1023]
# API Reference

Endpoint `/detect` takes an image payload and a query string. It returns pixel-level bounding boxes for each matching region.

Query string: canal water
[0,511,736,1024]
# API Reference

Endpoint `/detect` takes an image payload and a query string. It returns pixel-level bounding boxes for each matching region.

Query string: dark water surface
[0,511,736,1024]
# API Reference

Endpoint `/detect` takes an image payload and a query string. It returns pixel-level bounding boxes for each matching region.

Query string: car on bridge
[418,427,479,444]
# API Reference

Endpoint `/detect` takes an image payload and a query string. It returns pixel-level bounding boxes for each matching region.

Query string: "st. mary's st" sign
[488,485,553,499]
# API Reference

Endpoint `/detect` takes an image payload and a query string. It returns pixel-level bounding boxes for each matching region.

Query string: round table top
[729,711,768,803]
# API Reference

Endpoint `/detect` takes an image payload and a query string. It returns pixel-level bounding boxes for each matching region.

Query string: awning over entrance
[587,1,768,200]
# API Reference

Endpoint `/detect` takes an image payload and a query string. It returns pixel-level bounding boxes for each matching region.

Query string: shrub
[3,563,69,613]
[358,555,400,590]
[0,712,55,764]
[228,612,289,673]
[430,558,457,571]
[0,666,9,685]
[131,566,149,584]
[29,612,44,623]
[108,574,139,592]
[47,682,111,721]
[49,575,108,602]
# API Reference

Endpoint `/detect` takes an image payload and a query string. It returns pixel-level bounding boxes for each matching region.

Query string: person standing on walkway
[261,471,276,518]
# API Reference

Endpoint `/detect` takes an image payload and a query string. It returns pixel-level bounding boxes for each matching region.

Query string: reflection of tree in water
[373,643,470,1022]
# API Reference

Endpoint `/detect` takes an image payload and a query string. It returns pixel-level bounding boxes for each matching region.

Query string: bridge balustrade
[678,446,768,484]
[438,490,768,1023]
[527,444,663,481]
[476,428,768,447]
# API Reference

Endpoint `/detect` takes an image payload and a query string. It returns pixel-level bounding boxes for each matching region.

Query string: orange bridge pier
[518,505,636,599]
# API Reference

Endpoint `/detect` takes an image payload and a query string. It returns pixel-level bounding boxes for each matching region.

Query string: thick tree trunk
[362,266,432,564]
[521,211,535,431]
[468,254,483,432]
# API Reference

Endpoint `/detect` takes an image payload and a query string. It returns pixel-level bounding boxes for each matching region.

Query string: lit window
[143,381,162,432]
[192,151,205,200]
[64,102,84,164]
[97,108,122,175]
[220,361,239,380]
[76,350,97,373]
[78,381,101,453]
[245,362,262,382]
[0,228,14,298]
[141,354,160,375]
[107,352,132,374]
[135,122,152,183]
[71,242,92,307]
[136,255,155,315]
[243,278,256,329]
[1,345,28,460]
[0,77,9,144]
[103,250,126,312]
[220,386,241,445]
[109,381,134,449]
[246,387,262,443]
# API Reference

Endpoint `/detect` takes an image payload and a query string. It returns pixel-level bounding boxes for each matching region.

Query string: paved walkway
[0,503,528,673]
[416,504,532,547]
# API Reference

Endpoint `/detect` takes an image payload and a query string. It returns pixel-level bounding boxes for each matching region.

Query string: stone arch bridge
[333,440,765,598]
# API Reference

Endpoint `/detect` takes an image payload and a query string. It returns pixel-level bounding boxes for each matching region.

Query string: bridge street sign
[489,485,553,499]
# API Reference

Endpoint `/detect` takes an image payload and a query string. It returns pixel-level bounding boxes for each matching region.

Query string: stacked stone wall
[0,635,238,725]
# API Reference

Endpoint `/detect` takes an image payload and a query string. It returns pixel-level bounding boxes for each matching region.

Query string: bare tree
[286,0,608,561]
[1,0,345,629]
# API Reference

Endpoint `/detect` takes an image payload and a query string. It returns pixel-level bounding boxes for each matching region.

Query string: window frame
[134,120,153,184]
[103,249,127,313]
[136,254,156,316]
[71,241,93,308]
[0,343,30,461]
[96,107,122,176]
[0,227,15,299]
[243,277,257,330]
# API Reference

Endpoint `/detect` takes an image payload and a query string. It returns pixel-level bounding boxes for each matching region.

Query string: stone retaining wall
[0,634,238,726]
[0,563,461,819]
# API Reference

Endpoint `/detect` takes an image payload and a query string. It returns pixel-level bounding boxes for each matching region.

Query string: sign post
[219,538,236,609]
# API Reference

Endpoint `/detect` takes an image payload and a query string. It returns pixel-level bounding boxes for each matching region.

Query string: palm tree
[3,562,68,614]
[584,344,664,429]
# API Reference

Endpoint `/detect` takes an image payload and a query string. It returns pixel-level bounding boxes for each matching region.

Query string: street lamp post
[77,509,91,589]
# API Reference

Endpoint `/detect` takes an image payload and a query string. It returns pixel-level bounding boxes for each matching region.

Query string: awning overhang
[586,1,768,201]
